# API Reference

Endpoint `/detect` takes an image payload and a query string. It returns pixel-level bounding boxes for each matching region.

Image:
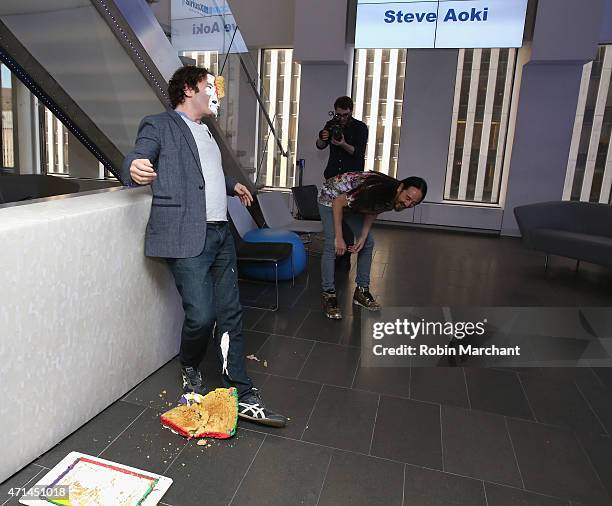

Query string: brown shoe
[322,290,343,320]
[353,286,381,311]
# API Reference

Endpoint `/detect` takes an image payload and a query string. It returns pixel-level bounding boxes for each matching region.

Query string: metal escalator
[0,0,253,189]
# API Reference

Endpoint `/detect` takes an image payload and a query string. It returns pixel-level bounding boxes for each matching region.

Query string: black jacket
[317,118,368,179]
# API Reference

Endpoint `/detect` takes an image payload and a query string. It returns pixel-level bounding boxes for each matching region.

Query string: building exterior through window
[564,44,612,204]
[352,48,407,179]
[1,64,14,169]
[444,48,517,205]
[257,48,301,188]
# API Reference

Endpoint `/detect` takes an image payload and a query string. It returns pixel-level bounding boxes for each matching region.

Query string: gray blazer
[121,111,238,259]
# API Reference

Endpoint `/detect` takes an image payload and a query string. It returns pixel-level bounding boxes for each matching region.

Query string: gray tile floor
[2,227,612,506]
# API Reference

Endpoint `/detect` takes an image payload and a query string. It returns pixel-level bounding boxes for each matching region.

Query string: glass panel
[42,108,69,174]
[0,63,114,181]
[352,48,407,178]
[445,48,517,204]
[256,49,301,188]
[567,45,612,203]
[1,64,14,168]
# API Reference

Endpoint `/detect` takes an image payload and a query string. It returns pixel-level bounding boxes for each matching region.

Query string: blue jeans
[166,222,253,398]
[319,203,374,292]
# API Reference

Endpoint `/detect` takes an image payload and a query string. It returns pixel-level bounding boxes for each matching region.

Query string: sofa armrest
[514,202,567,247]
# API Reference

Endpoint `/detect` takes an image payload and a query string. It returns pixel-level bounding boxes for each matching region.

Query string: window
[1,64,15,168]
[180,50,219,74]
[444,48,517,204]
[352,48,407,178]
[42,107,69,174]
[257,49,301,188]
[564,45,612,204]
[1,63,121,180]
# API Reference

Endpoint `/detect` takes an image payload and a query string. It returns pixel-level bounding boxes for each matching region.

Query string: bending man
[318,171,427,319]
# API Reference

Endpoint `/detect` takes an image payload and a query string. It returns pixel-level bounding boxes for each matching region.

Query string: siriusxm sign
[355,0,528,49]
[175,0,231,19]
[171,0,247,53]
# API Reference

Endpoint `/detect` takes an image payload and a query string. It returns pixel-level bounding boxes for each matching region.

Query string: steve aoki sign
[355,0,528,49]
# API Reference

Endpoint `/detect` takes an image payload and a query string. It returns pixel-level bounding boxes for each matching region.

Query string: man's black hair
[347,173,427,214]
[168,66,212,108]
[400,176,428,200]
[334,96,354,111]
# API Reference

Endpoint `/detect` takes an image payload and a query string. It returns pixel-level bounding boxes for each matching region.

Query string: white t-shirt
[179,114,227,222]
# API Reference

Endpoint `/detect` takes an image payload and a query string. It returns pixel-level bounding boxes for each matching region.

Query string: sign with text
[355,0,528,49]
[361,307,612,368]
[171,0,247,53]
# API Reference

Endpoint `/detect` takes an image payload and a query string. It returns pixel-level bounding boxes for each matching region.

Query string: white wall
[297,64,351,187]
[0,188,183,482]
[293,0,348,63]
[229,0,295,48]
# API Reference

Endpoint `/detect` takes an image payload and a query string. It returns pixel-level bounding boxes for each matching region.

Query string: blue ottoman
[240,228,306,281]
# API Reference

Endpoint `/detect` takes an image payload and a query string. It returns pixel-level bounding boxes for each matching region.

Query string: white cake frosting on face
[206,74,220,117]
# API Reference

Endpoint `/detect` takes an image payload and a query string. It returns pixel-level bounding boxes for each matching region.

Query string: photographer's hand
[316,129,329,149]
[331,134,355,155]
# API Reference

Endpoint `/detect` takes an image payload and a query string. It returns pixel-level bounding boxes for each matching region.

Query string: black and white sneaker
[181,366,207,396]
[238,388,287,427]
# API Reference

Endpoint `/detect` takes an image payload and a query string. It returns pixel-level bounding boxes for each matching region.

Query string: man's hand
[335,236,347,256]
[319,129,330,142]
[332,134,355,155]
[234,183,253,206]
[330,133,344,146]
[348,236,366,254]
[130,159,156,185]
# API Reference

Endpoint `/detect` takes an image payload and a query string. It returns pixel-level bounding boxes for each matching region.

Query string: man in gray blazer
[122,65,286,427]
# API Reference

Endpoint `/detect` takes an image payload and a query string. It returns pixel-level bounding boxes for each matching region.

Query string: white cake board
[19,451,172,505]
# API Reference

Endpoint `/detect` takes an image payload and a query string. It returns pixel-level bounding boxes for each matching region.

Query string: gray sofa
[514,201,612,268]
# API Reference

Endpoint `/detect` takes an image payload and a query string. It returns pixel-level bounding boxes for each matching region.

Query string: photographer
[316,96,368,180]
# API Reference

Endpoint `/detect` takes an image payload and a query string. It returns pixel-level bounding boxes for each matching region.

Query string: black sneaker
[322,290,343,320]
[181,366,207,396]
[353,286,381,311]
[238,388,287,427]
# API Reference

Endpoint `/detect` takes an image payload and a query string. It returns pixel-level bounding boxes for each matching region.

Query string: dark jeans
[166,222,253,398]
[336,221,354,266]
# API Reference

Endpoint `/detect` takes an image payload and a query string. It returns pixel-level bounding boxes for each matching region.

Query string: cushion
[531,228,612,267]
[240,228,306,280]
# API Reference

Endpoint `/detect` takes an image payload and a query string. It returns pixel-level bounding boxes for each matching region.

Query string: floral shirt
[318,171,400,214]
[318,172,370,207]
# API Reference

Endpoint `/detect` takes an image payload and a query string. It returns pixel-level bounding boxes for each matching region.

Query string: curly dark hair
[334,96,354,111]
[168,65,212,108]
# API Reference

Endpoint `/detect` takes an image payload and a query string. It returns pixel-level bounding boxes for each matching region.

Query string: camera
[319,111,344,142]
